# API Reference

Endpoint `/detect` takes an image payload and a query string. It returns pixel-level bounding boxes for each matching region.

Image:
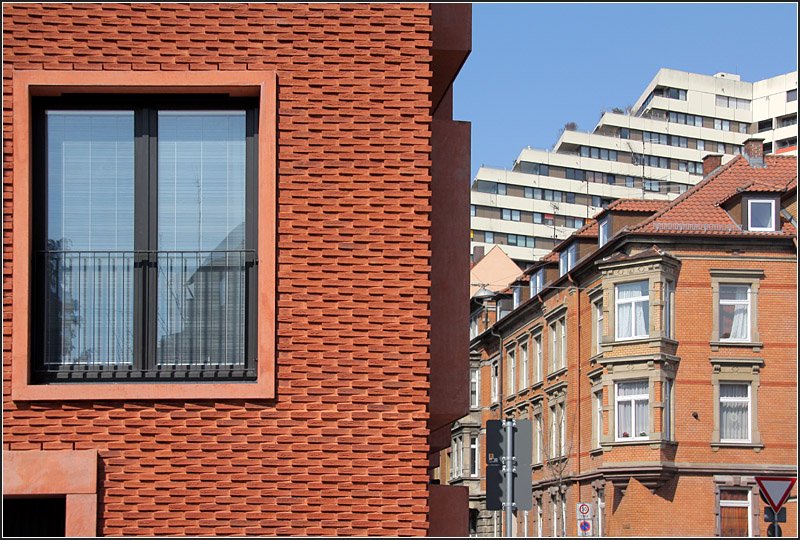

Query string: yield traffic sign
[755,477,796,513]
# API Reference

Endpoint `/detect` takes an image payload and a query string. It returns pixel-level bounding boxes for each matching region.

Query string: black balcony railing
[36,249,255,381]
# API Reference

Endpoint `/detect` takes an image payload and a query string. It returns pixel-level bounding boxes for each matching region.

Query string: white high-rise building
[471,68,798,264]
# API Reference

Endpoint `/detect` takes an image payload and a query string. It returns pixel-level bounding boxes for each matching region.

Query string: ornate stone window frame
[599,355,678,448]
[589,368,605,452]
[545,382,568,460]
[531,397,545,467]
[587,284,604,358]
[598,253,680,352]
[710,357,764,451]
[544,303,568,377]
[709,269,764,352]
[713,475,759,537]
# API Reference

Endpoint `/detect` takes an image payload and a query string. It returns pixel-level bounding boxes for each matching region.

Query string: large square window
[33,96,258,382]
[615,281,649,340]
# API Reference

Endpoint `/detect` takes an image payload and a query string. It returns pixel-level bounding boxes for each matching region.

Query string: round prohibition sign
[579,521,591,533]
[578,503,591,516]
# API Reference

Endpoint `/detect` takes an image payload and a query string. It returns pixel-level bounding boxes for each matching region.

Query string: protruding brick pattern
[3,4,446,536]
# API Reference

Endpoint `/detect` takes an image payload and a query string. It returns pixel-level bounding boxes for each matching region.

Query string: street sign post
[484,419,533,535]
[755,477,796,513]
[577,519,593,537]
[756,476,795,540]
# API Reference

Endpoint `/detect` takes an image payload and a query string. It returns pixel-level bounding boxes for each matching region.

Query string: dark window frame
[31,94,259,383]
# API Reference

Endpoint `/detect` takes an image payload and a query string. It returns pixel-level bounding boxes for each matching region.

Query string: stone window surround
[710,357,764,451]
[590,370,604,451]
[531,398,544,467]
[599,356,678,448]
[10,70,278,401]
[546,382,568,459]
[587,284,604,357]
[3,449,97,536]
[599,255,680,352]
[544,303,568,375]
[709,269,764,352]
[713,475,759,537]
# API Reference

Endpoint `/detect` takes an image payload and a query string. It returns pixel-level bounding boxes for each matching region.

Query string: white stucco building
[472,68,798,263]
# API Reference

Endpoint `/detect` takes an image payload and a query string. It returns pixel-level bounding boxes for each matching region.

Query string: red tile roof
[604,199,670,213]
[631,155,797,236]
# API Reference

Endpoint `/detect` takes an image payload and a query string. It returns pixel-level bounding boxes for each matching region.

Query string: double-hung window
[469,435,480,477]
[33,96,258,382]
[508,347,517,395]
[534,333,543,383]
[470,368,480,409]
[720,383,750,442]
[598,217,609,247]
[530,269,544,297]
[719,285,750,341]
[491,361,500,403]
[615,380,649,440]
[615,281,649,340]
[520,342,529,389]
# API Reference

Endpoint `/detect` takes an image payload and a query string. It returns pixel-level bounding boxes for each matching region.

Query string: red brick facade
[3,4,470,536]
[451,155,797,537]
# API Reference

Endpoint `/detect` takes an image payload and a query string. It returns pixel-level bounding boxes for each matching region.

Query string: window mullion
[146,107,159,372]
[133,106,150,373]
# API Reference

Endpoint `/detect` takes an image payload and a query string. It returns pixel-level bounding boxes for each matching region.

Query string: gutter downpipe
[568,272,581,509]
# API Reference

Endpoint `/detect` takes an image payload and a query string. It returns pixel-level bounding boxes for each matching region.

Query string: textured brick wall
[3,3,436,536]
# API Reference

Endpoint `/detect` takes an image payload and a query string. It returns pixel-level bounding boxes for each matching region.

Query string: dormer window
[513,285,522,309]
[598,217,610,247]
[530,269,544,296]
[559,244,577,276]
[747,199,776,231]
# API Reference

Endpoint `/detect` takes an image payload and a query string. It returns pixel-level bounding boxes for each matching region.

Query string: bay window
[33,96,257,382]
[615,380,649,440]
[615,281,649,340]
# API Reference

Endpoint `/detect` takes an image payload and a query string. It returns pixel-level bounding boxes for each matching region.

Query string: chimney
[742,137,766,167]
[472,246,485,264]
[702,153,723,177]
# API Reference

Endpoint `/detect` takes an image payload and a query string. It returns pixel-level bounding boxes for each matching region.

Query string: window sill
[547,367,568,380]
[711,442,764,452]
[531,380,544,390]
[602,439,653,448]
[710,341,763,352]
[589,447,604,456]
[517,387,530,398]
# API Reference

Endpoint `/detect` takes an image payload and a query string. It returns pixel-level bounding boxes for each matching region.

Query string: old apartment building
[3,3,471,536]
[448,139,798,537]
[472,68,798,264]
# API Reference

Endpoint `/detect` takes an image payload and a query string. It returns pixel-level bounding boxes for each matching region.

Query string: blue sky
[454,3,799,178]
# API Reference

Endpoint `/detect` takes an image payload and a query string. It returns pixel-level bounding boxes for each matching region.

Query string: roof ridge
[628,155,744,233]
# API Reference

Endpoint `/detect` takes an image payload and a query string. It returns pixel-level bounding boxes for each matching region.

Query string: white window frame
[560,320,567,370]
[747,199,775,231]
[615,380,649,441]
[534,413,542,464]
[663,280,673,339]
[550,405,558,456]
[663,379,673,440]
[615,280,650,341]
[469,435,479,477]
[508,347,516,395]
[534,333,543,383]
[491,361,499,403]
[537,500,543,538]
[719,489,752,537]
[595,300,604,352]
[559,244,577,276]
[719,382,751,443]
[513,285,522,309]
[549,323,557,373]
[719,284,751,342]
[530,269,543,297]
[598,217,609,247]
[520,342,529,389]
[595,390,603,448]
[470,368,480,409]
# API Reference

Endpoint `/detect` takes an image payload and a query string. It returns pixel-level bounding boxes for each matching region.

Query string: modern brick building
[447,139,798,537]
[471,68,798,264]
[2,3,471,536]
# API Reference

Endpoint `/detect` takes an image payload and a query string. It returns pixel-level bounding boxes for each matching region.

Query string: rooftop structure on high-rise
[471,68,798,264]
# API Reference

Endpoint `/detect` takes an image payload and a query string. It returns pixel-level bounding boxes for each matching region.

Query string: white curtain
[617,281,648,338]
[721,384,749,440]
[617,401,632,437]
[635,399,649,436]
[635,301,649,336]
[729,304,748,340]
